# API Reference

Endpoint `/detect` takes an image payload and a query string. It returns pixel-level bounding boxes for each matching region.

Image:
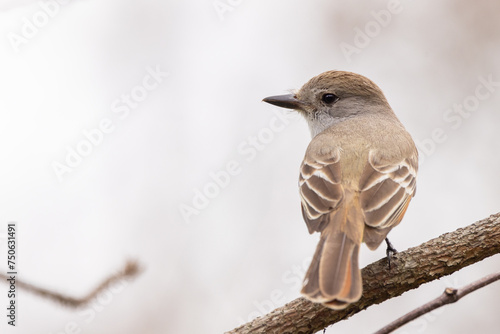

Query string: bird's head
[263,71,392,137]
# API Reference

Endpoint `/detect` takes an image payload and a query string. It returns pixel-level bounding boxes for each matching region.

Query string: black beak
[262,94,306,111]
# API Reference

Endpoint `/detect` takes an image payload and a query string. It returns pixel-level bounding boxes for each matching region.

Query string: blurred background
[1,0,499,333]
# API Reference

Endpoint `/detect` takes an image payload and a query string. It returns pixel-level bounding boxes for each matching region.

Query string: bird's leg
[385,238,397,269]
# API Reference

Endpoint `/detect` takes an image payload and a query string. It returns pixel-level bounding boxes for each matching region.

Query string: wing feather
[299,149,343,233]
[360,151,417,247]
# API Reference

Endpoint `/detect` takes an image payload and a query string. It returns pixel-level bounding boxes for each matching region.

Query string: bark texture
[226,213,500,334]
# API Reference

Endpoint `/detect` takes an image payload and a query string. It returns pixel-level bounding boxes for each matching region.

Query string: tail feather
[301,198,363,309]
[301,235,325,299]
[301,232,362,307]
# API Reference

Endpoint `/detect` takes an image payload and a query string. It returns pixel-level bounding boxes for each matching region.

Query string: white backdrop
[1,1,499,333]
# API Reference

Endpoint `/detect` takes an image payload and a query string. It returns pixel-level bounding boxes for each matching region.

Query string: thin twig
[0,260,141,308]
[373,271,500,334]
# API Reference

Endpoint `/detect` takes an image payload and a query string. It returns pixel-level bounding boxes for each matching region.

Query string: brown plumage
[264,71,418,309]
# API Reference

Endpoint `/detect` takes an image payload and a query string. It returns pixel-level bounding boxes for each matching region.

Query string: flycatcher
[263,70,418,309]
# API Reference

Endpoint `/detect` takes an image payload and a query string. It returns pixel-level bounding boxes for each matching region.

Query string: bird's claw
[385,238,397,269]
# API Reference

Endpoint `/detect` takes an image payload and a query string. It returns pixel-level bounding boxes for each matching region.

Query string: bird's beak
[262,94,306,111]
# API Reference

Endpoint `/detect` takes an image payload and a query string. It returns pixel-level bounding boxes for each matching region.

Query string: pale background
[1,0,499,333]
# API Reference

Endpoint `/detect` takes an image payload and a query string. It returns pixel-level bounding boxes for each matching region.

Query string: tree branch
[226,213,500,334]
[0,260,140,308]
[374,271,500,334]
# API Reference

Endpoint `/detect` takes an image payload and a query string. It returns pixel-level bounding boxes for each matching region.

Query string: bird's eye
[321,93,339,104]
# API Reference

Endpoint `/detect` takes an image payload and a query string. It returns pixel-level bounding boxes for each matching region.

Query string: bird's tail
[300,199,363,309]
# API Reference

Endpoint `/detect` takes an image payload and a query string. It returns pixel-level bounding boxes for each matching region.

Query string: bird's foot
[385,238,397,269]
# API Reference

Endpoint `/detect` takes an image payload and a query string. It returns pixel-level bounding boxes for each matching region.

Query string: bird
[263,70,418,309]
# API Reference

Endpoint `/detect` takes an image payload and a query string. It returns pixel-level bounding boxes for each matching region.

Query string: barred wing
[359,150,418,249]
[299,150,343,233]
